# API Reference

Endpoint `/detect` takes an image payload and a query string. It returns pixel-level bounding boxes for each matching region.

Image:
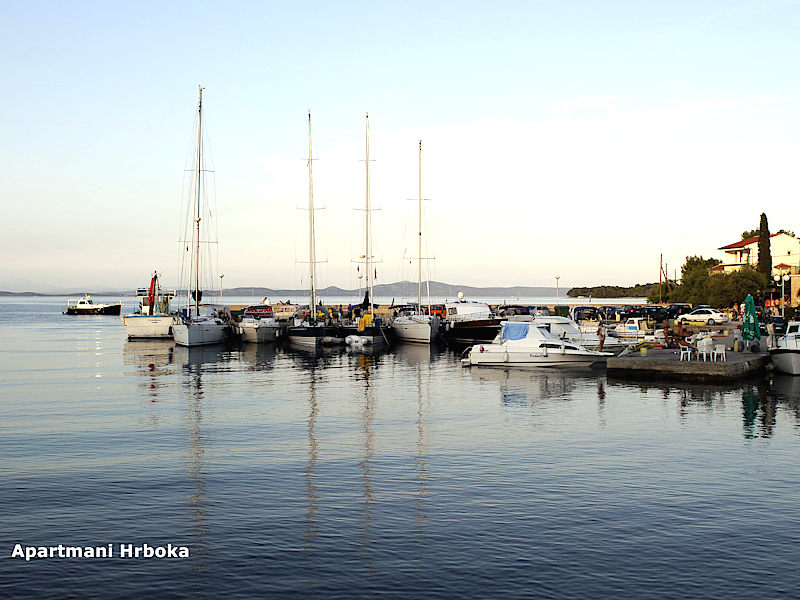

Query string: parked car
[498,305,533,317]
[665,303,693,320]
[641,305,669,323]
[571,306,601,321]
[600,305,622,320]
[530,305,551,316]
[676,308,729,325]
[618,305,644,320]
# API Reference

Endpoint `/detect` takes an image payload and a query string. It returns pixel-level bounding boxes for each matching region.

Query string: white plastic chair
[712,344,726,362]
[680,347,693,361]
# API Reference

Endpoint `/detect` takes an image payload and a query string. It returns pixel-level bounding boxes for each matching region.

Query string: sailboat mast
[308,112,317,320]
[365,115,374,316]
[417,140,422,313]
[194,86,204,317]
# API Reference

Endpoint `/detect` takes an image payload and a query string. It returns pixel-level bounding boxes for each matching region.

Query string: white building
[715,232,800,275]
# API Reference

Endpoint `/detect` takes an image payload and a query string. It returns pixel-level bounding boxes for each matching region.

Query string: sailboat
[344,114,393,348]
[173,87,233,347]
[391,141,439,343]
[287,112,344,349]
[123,271,177,339]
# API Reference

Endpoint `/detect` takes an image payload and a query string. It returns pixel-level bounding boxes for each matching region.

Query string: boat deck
[607,348,768,382]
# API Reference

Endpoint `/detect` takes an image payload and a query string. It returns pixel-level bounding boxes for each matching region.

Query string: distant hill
[1,280,557,299]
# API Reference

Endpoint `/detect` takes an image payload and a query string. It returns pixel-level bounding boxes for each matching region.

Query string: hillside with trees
[567,283,657,298]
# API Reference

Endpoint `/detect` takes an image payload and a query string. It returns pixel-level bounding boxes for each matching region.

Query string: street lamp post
[774,274,790,317]
[555,275,560,306]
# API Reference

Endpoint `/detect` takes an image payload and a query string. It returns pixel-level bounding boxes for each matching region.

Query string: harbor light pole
[555,275,560,306]
[774,274,790,317]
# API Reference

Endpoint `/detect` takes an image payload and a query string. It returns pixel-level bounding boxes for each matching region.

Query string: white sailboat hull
[123,315,175,339]
[392,316,437,344]
[173,321,229,347]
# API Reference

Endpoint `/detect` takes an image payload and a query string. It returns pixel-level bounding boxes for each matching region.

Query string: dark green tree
[757,212,771,277]
[707,266,767,308]
[741,229,759,240]
[668,256,721,305]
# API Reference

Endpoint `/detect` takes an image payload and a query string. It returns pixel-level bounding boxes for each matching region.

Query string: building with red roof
[716,232,799,275]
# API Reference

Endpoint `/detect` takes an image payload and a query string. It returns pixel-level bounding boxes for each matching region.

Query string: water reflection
[353,353,377,574]
[238,342,277,371]
[304,367,320,583]
[179,346,210,591]
[122,340,174,404]
[468,366,583,406]
[770,375,800,428]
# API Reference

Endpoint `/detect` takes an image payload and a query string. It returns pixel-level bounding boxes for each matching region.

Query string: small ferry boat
[64,295,122,315]
[238,304,280,343]
[770,321,800,375]
[461,321,611,368]
[123,272,176,339]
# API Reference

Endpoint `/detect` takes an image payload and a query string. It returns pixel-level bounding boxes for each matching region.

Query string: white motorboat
[287,112,344,350]
[530,315,628,354]
[461,321,612,368]
[238,305,280,343]
[770,321,800,375]
[172,87,231,347]
[605,317,653,343]
[123,272,176,339]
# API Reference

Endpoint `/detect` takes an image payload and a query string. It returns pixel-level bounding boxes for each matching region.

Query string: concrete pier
[607,348,768,382]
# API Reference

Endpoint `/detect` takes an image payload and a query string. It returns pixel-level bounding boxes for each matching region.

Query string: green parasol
[741,294,761,341]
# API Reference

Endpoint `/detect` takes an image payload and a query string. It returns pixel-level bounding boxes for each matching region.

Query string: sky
[2,0,800,292]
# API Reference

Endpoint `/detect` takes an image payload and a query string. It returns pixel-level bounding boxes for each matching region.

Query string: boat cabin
[444,300,492,322]
[243,305,275,319]
[495,321,583,352]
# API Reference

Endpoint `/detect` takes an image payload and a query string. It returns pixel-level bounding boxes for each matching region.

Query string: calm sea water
[2,298,800,599]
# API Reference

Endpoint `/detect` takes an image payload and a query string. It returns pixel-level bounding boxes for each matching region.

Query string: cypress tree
[757,212,772,277]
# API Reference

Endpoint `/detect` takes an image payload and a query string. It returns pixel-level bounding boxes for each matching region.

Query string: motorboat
[770,321,800,375]
[238,304,281,343]
[123,272,176,339]
[606,317,653,343]
[287,112,344,350]
[64,294,121,315]
[172,87,232,347]
[392,310,439,343]
[440,293,502,347]
[461,321,612,368]
[391,140,438,344]
[530,315,628,354]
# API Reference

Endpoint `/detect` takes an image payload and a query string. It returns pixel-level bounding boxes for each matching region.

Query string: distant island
[566,283,656,298]
[0,280,652,300]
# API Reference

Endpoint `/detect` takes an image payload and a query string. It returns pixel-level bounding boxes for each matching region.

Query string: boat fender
[480,345,485,353]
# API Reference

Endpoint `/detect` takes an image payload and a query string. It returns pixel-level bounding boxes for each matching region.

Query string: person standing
[597,321,606,352]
